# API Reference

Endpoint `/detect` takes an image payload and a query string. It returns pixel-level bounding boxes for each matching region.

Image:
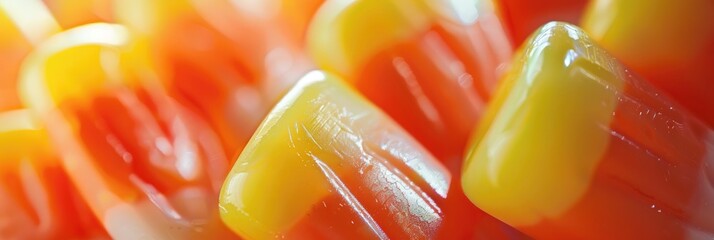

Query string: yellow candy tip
[18,23,136,115]
[462,22,625,226]
[307,0,433,76]
[219,71,352,238]
[220,70,450,239]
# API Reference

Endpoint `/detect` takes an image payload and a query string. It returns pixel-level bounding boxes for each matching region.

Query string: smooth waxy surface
[307,2,520,238]
[463,21,624,226]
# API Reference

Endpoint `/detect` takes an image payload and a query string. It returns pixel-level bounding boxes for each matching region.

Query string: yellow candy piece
[19,23,157,116]
[309,0,432,76]
[462,22,625,226]
[220,71,450,239]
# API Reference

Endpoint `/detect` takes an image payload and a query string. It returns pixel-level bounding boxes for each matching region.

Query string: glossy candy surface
[1,0,713,238]
[582,0,714,127]
[220,71,519,239]
[19,23,237,239]
[308,1,524,238]
[463,22,714,240]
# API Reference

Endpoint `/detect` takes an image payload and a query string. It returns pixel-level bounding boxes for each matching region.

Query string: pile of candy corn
[1,0,713,239]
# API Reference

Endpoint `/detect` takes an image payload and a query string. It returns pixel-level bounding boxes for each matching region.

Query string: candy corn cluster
[1,0,713,239]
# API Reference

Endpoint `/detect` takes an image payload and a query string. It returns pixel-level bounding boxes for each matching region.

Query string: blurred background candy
[43,0,112,28]
[114,0,315,157]
[494,0,588,44]
[0,110,107,239]
[19,23,237,239]
[582,0,714,127]
[0,0,59,111]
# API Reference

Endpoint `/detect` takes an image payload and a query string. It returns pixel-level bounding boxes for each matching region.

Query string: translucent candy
[19,23,237,239]
[219,71,519,239]
[462,22,714,239]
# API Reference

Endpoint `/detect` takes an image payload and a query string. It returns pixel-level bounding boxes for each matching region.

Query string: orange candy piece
[19,23,237,239]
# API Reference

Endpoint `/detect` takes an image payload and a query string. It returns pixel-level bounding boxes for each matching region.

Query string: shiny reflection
[219,71,452,239]
[447,0,480,24]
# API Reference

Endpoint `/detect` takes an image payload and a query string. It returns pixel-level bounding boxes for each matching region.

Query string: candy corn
[463,22,714,240]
